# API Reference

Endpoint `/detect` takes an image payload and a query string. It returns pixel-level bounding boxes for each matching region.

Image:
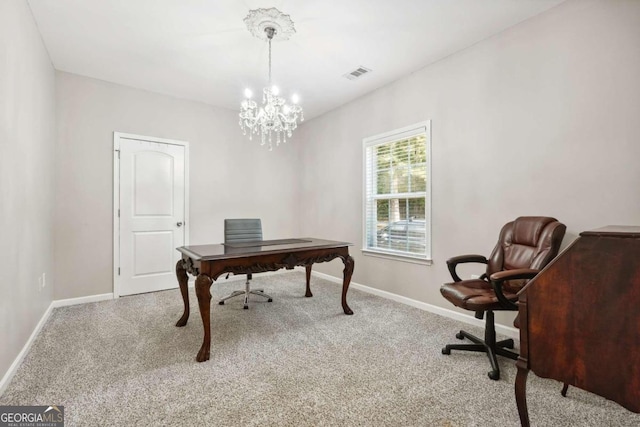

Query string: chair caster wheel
[442,347,451,355]
[268,298,273,302]
[218,301,225,305]
[243,305,249,310]
[488,370,500,380]
[455,332,465,340]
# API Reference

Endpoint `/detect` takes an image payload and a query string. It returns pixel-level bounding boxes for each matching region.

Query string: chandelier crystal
[239,8,303,150]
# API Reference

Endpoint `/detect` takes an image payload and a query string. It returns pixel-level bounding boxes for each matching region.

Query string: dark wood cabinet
[516,226,640,426]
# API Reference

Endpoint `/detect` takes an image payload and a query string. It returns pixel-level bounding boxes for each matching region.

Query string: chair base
[218,278,272,309]
[441,311,518,380]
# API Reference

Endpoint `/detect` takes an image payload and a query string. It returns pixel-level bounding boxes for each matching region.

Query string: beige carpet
[1,272,638,426]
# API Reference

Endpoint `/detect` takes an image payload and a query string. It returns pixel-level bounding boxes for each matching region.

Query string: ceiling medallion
[239,8,303,150]
[243,7,296,41]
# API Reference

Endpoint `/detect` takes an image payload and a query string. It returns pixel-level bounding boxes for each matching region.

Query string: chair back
[486,216,566,277]
[224,219,263,244]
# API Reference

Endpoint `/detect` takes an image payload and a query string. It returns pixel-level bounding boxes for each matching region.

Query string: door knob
[177,222,183,227]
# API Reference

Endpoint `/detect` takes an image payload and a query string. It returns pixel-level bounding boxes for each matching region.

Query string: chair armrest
[490,268,539,282]
[489,268,539,309]
[446,254,488,282]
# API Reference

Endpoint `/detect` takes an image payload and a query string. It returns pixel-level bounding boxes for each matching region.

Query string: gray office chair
[218,218,273,309]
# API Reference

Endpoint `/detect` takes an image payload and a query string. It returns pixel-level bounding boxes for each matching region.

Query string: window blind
[363,122,431,259]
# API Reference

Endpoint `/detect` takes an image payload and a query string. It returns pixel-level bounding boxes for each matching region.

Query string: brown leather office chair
[440,216,566,380]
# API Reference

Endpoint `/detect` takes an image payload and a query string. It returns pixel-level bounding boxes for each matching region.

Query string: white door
[114,133,188,296]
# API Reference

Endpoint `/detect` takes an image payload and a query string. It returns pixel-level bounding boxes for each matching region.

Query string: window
[363,121,431,261]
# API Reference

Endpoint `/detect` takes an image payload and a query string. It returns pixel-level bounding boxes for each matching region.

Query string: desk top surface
[177,238,352,261]
[580,225,640,238]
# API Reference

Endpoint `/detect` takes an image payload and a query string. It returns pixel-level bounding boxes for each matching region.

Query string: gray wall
[296,0,640,325]
[54,72,301,299]
[0,1,56,380]
[4,0,640,384]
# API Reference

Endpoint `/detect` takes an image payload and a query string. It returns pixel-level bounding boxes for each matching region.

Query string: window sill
[362,249,433,265]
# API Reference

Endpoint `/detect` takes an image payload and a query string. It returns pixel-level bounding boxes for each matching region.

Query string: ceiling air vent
[343,66,372,81]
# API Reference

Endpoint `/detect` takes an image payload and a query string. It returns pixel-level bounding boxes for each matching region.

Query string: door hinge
[118,209,120,217]
[118,267,120,275]
[115,149,120,159]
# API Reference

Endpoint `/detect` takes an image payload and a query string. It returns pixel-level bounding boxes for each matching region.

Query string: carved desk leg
[305,264,313,297]
[515,362,530,427]
[341,255,354,315]
[195,274,213,362]
[175,260,190,327]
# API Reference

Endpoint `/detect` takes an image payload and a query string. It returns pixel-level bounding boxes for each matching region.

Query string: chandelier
[239,8,303,150]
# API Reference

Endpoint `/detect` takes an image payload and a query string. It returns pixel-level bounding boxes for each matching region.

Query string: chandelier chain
[268,38,272,86]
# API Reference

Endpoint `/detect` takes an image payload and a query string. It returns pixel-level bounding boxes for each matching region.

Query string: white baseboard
[187,267,305,288]
[52,293,114,307]
[0,292,115,396]
[0,301,54,396]
[310,271,520,341]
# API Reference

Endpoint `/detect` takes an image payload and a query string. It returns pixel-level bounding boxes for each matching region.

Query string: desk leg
[305,264,313,297]
[515,364,530,427]
[175,260,190,327]
[341,255,354,315]
[195,274,213,362]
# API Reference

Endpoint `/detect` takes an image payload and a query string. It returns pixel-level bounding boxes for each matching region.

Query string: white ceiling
[28,0,564,120]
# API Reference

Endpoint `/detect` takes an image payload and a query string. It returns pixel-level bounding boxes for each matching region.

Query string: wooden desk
[516,226,640,426]
[175,238,354,362]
